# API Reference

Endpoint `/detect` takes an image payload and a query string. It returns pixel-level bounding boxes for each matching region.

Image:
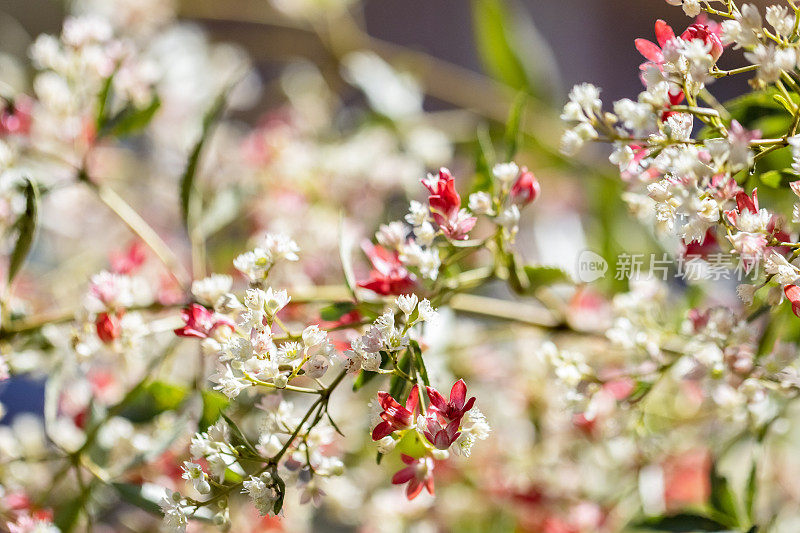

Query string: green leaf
[389,350,411,401]
[95,72,116,132]
[220,412,259,456]
[102,97,161,138]
[320,302,355,322]
[516,264,571,295]
[396,430,428,459]
[180,90,229,229]
[353,351,388,391]
[471,0,559,101]
[54,492,89,532]
[338,213,357,300]
[631,513,732,532]
[758,170,782,188]
[471,124,495,195]
[504,91,527,161]
[7,178,39,285]
[745,460,757,525]
[710,462,741,528]
[273,471,286,515]
[410,340,430,387]
[199,390,229,431]
[119,381,188,423]
[113,482,162,515]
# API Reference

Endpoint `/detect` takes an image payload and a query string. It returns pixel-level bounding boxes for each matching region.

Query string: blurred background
[0,0,769,110]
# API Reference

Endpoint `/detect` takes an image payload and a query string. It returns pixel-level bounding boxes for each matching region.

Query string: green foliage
[319,302,356,322]
[220,412,259,456]
[180,90,229,229]
[113,482,163,515]
[709,463,741,528]
[471,0,559,102]
[119,381,187,423]
[199,390,229,431]
[471,124,496,195]
[504,91,527,161]
[100,97,162,138]
[631,513,733,532]
[410,340,430,387]
[7,178,38,285]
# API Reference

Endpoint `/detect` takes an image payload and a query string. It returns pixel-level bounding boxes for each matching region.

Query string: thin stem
[91,183,190,289]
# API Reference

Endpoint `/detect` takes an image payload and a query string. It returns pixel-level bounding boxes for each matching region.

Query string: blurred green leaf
[113,482,162,515]
[102,97,161,138]
[388,350,411,401]
[631,513,732,532]
[758,170,783,188]
[320,302,355,321]
[339,213,357,300]
[180,90,228,229]
[199,390,229,431]
[504,91,527,161]
[410,340,430,387]
[710,463,741,528]
[523,265,571,290]
[7,178,39,285]
[120,381,187,423]
[745,460,757,525]
[273,471,286,515]
[471,0,560,102]
[471,124,495,195]
[220,412,259,456]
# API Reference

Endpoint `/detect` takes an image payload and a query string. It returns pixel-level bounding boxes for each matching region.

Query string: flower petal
[634,39,663,63]
[450,379,467,408]
[654,19,675,48]
[392,467,415,485]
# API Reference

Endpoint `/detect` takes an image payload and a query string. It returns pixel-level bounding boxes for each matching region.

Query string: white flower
[568,83,602,115]
[720,20,742,46]
[376,436,397,454]
[496,205,520,232]
[405,200,429,226]
[302,325,327,348]
[376,221,407,249]
[415,221,436,246]
[681,0,701,17]
[560,100,585,122]
[609,143,635,170]
[764,251,800,285]
[262,233,300,262]
[192,274,233,307]
[304,354,330,378]
[492,162,519,183]
[399,241,441,280]
[453,408,491,457]
[737,283,757,305]
[243,473,277,516]
[360,350,381,372]
[613,98,654,134]
[766,5,794,36]
[417,299,437,323]
[263,287,291,317]
[211,365,249,399]
[160,491,188,532]
[468,191,492,215]
[233,249,271,281]
[560,128,585,156]
[396,293,418,317]
[181,461,211,494]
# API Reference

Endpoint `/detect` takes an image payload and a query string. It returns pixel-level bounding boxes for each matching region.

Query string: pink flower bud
[510,168,540,206]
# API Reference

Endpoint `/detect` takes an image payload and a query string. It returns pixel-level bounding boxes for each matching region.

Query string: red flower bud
[510,168,540,206]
